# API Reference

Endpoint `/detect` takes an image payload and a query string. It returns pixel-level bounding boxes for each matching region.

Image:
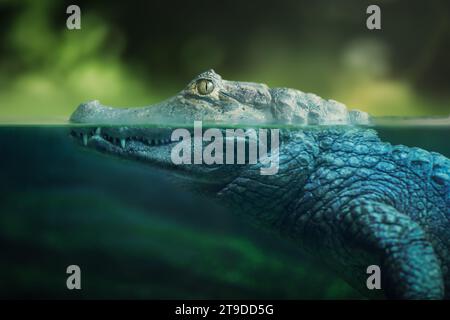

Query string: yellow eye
[196,79,214,95]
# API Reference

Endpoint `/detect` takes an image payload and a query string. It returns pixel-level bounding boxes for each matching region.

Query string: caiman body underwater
[70,70,450,299]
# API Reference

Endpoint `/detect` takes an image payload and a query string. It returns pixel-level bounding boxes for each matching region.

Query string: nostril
[70,100,102,123]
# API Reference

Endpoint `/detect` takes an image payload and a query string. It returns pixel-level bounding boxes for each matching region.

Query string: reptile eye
[196,79,214,95]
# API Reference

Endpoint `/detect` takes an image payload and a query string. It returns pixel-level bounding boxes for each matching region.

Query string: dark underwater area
[0,123,449,299]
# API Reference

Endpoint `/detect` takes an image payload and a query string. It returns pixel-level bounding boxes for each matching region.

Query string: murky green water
[0,118,449,299]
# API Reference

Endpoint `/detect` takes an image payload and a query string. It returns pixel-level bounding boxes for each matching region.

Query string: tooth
[120,138,126,148]
[83,134,88,146]
[95,127,101,135]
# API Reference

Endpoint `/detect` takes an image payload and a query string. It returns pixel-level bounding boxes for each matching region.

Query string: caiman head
[69,70,369,188]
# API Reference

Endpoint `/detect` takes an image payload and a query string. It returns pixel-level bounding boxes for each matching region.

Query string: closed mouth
[70,126,175,150]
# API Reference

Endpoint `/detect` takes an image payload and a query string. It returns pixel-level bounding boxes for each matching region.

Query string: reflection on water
[0,121,449,299]
[372,116,450,127]
[0,115,449,127]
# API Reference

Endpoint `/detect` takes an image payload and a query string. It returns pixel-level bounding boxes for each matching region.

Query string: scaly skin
[70,70,450,299]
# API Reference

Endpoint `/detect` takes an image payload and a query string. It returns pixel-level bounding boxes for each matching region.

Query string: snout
[70,99,177,125]
[70,100,124,124]
[69,100,176,147]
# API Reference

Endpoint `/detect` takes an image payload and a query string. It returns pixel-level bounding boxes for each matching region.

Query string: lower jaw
[84,137,231,191]
[70,127,243,189]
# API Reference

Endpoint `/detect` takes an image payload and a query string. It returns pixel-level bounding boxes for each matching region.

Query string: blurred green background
[0,0,449,120]
[0,0,449,299]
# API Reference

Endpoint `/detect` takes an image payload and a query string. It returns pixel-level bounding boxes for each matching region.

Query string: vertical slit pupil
[198,79,213,95]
